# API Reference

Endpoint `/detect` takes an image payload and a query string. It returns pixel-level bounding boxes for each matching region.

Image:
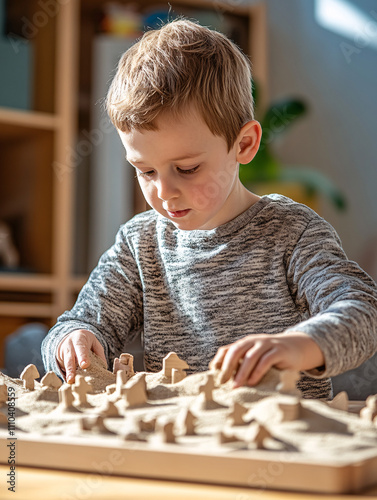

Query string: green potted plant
[240,85,346,211]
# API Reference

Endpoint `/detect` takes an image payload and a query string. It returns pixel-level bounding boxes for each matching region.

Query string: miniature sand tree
[20,364,40,391]
[40,371,63,390]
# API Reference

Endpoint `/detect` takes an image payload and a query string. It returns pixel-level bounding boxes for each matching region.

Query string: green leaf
[240,147,280,184]
[278,167,347,210]
[261,99,307,138]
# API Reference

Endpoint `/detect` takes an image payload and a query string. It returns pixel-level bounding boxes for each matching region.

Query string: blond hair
[106,19,254,150]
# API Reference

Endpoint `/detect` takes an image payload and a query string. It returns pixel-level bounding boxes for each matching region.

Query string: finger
[62,341,78,384]
[209,346,229,370]
[246,348,282,386]
[91,338,107,367]
[220,341,254,384]
[73,332,92,369]
[233,342,271,387]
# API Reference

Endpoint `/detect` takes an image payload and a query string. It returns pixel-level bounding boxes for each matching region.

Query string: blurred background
[0,0,376,395]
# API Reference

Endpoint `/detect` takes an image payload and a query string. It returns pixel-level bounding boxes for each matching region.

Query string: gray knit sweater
[42,195,377,398]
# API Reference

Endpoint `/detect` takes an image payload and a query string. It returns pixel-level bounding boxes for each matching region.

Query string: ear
[236,120,262,164]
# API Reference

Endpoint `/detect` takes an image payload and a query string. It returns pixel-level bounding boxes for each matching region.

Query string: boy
[42,20,377,398]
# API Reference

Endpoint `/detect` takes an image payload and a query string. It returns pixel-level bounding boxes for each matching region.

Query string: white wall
[250,0,377,278]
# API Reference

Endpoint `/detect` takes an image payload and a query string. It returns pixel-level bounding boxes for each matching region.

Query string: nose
[156,175,179,201]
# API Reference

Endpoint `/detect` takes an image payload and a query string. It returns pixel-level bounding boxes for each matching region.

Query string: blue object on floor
[4,322,48,378]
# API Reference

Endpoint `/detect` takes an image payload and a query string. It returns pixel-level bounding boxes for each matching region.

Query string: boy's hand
[209,332,325,388]
[56,330,107,384]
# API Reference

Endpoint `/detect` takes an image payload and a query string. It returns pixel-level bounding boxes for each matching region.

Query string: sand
[1,351,377,493]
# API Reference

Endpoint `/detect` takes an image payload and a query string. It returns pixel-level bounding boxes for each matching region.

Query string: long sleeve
[41,225,144,377]
[285,217,377,377]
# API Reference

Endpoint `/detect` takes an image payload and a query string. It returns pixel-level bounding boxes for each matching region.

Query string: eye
[177,165,200,175]
[137,169,155,178]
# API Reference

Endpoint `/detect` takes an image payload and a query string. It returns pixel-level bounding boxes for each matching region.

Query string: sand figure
[227,401,249,426]
[97,400,120,418]
[0,383,7,405]
[106,384,116,396]
[106,370,127,399]
[113,353,135,381]
[158,419,176,443]
[328,391,349,412]
[72,375,92,406]
[252,423,272,449]
[40,372,63,391]
[122,373,147,408]
[57,384,79,412]
[198,373,215,401]
[138,417,157,432]
[195,373,225,410]
[277,398,301,422]
[218,430,245,445]
[162,352,189,382]
[360,395,377,422]
[20,364,40,391]
[124,431,147,442]
[182,409,197,436]
[115,370,129,398]
[81,415,113,434]
[276,370,301,396]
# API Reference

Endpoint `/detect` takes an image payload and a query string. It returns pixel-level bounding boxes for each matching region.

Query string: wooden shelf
[0,108,59,140]
[0,107,59,129]
[0,273,57,292]
[0,302,54,318]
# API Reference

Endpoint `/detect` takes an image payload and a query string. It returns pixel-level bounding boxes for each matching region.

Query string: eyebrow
[126,152,205,165]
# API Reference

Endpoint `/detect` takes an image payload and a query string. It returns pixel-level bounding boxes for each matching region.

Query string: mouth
[166,209,191,218]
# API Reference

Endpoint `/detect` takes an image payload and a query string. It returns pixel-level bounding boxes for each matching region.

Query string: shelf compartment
[0,108,59,139]
[0,131,54,274]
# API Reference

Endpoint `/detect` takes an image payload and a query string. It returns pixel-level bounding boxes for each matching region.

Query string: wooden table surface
[1,465,377,500]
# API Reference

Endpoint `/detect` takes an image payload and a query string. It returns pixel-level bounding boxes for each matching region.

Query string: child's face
[118,107,256,230]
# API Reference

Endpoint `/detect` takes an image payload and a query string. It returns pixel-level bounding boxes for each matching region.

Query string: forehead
[118,108,226,162]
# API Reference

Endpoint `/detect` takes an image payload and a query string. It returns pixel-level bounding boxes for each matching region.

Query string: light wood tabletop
[1,465,377,500]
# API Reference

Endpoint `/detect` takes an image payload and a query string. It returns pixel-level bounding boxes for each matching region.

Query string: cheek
[189,181,226,209]
[138,180,155,201]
